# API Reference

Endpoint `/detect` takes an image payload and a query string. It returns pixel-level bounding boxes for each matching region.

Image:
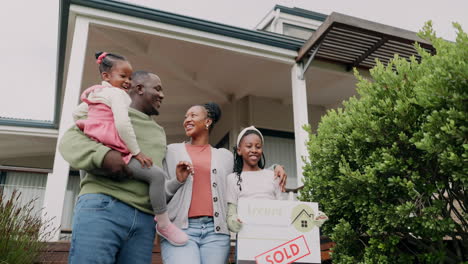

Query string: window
[301,220,308,228]
[0,169,80,240]
[215,133,230,150]
[0,1,60,122]
[260,129,298,189]
[282,23,314,40]
[1,170,47,216]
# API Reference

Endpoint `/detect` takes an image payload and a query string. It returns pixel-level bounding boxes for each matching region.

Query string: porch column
[42,17,90,241]
[291,63,309,188]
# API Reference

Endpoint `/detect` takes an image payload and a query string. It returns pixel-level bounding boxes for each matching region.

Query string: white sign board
[237,198,321,264]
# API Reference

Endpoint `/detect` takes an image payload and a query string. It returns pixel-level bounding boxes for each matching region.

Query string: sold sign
[255,235,311,264]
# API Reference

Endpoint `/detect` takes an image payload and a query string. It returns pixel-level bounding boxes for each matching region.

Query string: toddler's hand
[135,152,153,168]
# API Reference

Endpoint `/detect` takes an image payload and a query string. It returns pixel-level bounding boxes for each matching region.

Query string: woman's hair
[233,130,266,191]
[199,102,221,131]
[95,51,127,74]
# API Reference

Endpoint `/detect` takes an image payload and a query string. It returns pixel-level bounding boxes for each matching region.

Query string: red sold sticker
[255,235,311,264]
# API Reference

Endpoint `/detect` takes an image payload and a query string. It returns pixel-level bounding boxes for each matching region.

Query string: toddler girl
[72,52,188,246]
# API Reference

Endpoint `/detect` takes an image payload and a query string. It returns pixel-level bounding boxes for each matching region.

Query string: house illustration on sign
[291,205,315,232]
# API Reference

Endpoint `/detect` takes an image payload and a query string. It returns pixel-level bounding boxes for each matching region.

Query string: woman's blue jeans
[68,193,156,264]
[160,216,231,264]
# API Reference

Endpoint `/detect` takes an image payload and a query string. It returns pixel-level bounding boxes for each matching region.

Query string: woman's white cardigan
[164,143,233,235]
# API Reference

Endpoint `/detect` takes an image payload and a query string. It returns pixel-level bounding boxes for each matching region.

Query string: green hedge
[301,22,467,263]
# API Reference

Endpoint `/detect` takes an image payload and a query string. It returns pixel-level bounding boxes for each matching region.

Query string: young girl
[72,52,188,246]
[225,126,281,233]
[226,126,328,233]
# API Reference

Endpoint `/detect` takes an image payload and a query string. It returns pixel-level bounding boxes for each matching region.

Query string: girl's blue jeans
[160,216,231,264]
[68,193,155,264]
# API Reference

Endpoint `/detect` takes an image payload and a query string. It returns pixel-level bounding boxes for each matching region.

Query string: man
[59,71,165,263]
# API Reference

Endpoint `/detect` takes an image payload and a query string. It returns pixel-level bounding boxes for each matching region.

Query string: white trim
[256,8,323,34]
[69,5,297,64]
[277,13,323,31]
[41,16,90,241]
[0,125,58,138]
[273,9,282,34]
[291,64,309,188]
[254,9,276,30]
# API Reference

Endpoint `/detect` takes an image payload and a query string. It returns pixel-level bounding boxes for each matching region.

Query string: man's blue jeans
[160,217,231,264]
[68,193,155,264]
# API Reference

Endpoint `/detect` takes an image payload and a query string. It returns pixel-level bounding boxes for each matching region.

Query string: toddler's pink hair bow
[96,52,108,64]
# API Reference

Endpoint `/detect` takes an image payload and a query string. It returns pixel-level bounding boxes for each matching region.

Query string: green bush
[301,22,467,263]
[0,189,56,264]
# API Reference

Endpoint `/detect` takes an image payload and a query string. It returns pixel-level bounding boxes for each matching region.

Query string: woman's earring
[205,124,209,130]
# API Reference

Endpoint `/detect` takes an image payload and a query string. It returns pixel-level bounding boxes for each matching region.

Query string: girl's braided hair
[95,51,127,73]
[233,130,266,191]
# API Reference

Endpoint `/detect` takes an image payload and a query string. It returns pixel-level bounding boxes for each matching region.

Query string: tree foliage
[301,22,467,263]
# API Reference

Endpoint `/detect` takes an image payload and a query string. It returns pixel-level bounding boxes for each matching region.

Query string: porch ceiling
[297,12,435,70]
[81,24,295,140]
[79,24,356,141]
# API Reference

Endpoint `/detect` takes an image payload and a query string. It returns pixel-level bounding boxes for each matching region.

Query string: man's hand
[176,161,193,183]
[101,150,132,180]
[274,165,287,192]
[227,203,243,233]
[134,152,153,168]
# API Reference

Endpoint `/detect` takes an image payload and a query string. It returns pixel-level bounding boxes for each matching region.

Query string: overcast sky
[1,0,466,122]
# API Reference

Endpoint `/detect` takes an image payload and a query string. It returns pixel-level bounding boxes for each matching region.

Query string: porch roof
[70,0,305,51]
[296,12,435,70]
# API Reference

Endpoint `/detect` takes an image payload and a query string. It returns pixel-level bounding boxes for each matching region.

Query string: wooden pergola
[297,12,435,72]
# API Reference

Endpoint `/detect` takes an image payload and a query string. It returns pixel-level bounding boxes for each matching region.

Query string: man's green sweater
[59,108,166,214]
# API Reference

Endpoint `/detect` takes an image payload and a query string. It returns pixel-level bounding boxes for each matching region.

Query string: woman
[161,102,287,264]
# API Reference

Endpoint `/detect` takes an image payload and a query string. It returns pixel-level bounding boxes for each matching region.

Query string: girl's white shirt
[226,169,281,205]
[72,81,140,155]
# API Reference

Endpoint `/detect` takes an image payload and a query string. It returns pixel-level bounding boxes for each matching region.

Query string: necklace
[186,142,210,153]
[196,144,209,153]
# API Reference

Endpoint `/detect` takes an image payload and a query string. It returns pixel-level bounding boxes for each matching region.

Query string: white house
[0,0,432,241]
